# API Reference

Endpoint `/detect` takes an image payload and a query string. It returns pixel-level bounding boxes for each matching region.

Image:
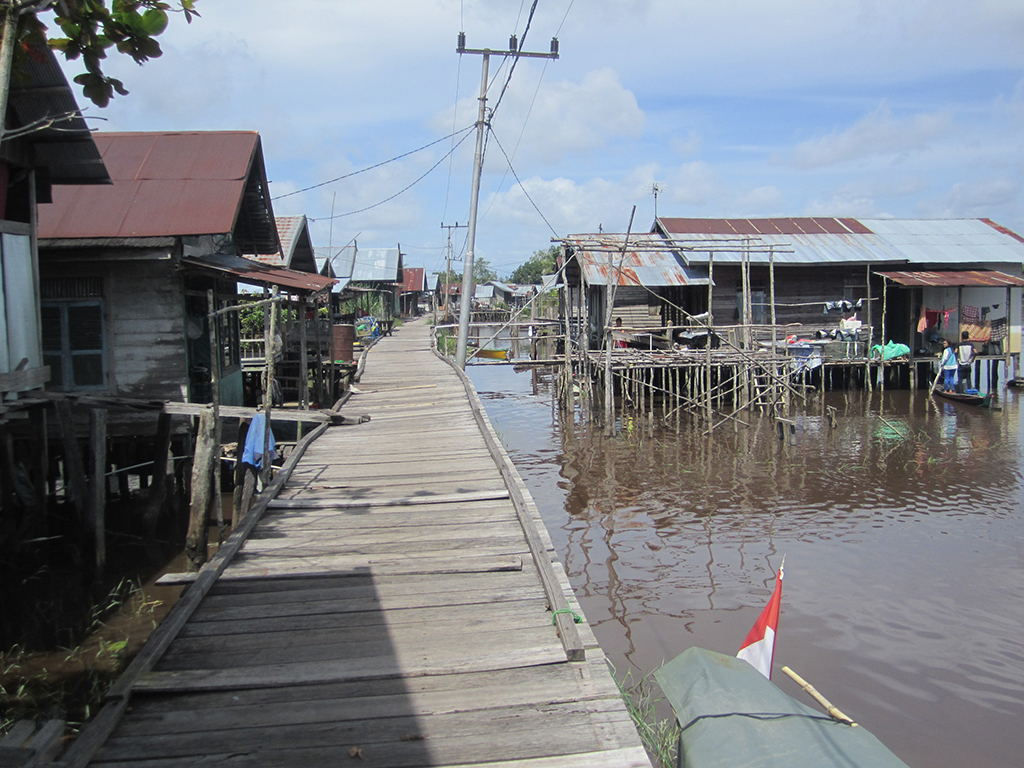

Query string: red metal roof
[876,270,1024,287]
[38,132,262,240]
[658,217,876,237]
[400,267,426,293]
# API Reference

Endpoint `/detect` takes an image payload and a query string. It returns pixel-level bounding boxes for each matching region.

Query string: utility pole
[454,31,559,369]
[440,221,466,322]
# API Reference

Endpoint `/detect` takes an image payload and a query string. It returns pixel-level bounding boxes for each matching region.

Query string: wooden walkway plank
[62,318,650,768]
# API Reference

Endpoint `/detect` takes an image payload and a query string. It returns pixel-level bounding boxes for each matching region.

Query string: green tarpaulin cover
[653,648,910,768]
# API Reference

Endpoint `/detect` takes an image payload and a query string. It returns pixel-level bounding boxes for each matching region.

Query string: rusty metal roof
[248,216,317,273]
[38,132,280,254]
[400,267,426,293]
[565,233,711,286]
[183,254,335,294]
[654,217,1024,266]
[876,270,1024,287]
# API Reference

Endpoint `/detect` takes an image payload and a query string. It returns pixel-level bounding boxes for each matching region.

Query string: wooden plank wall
[77,318,651,768]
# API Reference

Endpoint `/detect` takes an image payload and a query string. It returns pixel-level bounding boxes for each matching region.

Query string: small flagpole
[781,666,858,726]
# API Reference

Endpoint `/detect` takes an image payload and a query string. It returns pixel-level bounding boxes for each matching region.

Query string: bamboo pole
[781,666,857,726]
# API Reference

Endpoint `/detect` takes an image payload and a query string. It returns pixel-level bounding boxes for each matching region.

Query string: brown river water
[468,364,1024,768]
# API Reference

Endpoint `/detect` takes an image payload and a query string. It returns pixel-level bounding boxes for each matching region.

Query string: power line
[309,129,475,222]
[274,125,474,201]
[488,125,559,238]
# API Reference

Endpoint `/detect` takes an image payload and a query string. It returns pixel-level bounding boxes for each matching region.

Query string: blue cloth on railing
[242,412,276,469]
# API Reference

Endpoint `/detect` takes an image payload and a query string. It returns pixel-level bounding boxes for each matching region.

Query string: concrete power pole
[453,31,559,369]
[440,221,466,322]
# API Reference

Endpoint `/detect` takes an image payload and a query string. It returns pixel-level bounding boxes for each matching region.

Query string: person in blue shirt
[939,338,958,392]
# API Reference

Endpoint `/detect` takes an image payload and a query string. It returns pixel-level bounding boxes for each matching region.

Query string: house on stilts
[557,217,1024,429]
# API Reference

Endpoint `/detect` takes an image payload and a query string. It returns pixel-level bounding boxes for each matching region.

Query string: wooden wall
[709,264,871,329]
[39,251,188,401]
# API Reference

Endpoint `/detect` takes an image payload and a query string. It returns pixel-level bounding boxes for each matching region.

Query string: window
[41,301,106,390]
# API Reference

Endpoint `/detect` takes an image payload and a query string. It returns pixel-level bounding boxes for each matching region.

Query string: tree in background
[473,257,497,284]
[508,245,558,285]
[434,256,497,288]
[1,0,199,110]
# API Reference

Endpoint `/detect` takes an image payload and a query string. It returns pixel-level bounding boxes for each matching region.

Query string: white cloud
[929,178,1021,218]
[435,66,644,167]
[786,104,952,169]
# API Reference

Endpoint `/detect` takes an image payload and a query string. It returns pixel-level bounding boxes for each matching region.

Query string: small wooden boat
[469,347,510,361]
[932,388,991,407]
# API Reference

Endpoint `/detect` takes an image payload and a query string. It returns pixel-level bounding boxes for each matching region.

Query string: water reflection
[469,365,1024,768]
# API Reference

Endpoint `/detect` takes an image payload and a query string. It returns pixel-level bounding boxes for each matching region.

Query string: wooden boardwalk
[62,318,652,768]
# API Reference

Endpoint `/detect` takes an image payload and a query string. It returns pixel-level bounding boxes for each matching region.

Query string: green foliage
[13,1,200,108]
[473,257,497,284]
[611,663,680,768]
[433,257,497,287]
[508,245,558,285]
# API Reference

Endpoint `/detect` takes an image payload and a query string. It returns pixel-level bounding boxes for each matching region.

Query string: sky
[52,0,1024,280]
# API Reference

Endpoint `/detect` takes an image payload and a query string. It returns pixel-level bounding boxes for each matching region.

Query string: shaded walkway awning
[876,270,1024,287]
[183,254,336,294]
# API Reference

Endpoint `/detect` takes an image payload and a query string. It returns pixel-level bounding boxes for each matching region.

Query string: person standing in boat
[939,338,958,392]
[957,331,976,393]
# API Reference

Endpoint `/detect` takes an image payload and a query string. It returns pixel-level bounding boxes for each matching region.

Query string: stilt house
[36,131,333,420]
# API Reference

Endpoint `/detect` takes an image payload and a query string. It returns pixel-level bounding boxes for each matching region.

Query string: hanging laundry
[961,305,981,323]
[962,321,991,343]
[991,317,1008,342]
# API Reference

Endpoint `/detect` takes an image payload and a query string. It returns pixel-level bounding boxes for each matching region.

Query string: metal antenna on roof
[651,183,663,220]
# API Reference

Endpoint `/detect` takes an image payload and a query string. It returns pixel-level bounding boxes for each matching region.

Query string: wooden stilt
[89,409,108,575]
[185,408,216,571]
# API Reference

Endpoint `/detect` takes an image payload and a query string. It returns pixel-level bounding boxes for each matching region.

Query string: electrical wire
[490,0,540,120]
[488,126,559,238]
[310,129,475,222]
[273,125,474,201]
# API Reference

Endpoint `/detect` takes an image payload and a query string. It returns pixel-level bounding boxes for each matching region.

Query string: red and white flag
[737,561,784,679]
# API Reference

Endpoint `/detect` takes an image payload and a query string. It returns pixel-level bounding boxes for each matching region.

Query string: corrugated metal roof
[400,267,426,293]
[654,217,1024,265]
[6,46,109,186]
[876,270,1024,287]
[248,216,317,273]
[565,233,711,286]
[183,254,335,294]
[38,132,279,254]
[350,247,403,282]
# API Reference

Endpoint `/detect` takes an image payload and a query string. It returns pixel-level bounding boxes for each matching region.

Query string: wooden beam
[89,409,108,575]
[0,364,49,394]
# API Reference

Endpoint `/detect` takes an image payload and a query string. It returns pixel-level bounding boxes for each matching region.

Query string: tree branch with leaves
[2,0,199,111]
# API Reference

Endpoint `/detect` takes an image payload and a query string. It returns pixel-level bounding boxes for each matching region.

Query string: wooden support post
[300,297,309,409]
[54,399,88,523]
[207,290,225,543]
[29,405,48,511]
[143,412,173,535]
[89,409,108,575]
[313,295,324,406]
[263,287,279,489]
[232,417,251,524]
[185,408,216,571]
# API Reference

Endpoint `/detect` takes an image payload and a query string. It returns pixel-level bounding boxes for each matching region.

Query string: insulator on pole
[550,37,559,56]
[509,34,518,52]
[457,31,466,51]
